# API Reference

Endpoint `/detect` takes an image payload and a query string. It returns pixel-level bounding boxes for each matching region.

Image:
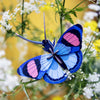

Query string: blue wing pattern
[57,24,83,53]
[43,51,82,84]
[17,54,53,80]
[60,51,82,73]
[43,59,67,84]
[54,43,71,55]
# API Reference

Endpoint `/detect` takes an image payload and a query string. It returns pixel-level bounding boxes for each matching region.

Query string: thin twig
[71,0,85,11]
[20,80,38,86]
[22,0,24,35]
[83,35,95,57]
[23,85,30,100]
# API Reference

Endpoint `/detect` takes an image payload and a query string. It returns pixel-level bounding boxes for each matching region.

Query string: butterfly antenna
[43,12,47,40]
[15,33,42,44]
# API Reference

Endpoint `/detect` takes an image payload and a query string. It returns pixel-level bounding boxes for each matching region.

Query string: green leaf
[5,30,15,40]
[64,14,74,24]
[69,10,77,17]
[75,7,84,11]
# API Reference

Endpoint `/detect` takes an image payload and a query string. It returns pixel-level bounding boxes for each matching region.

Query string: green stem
[60,0,66,36]
[22,0,24,35]
[23,85,30,100]
[64,79,77,99]
[63,0,65,6]
[60,16,63,35]
[56,0,60,11]
[21,80,38,86]
[12,86,23,96]
[83,35,95,57]
[71,0,85,10]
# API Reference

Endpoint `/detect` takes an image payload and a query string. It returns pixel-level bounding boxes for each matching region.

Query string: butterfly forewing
[57,24,83,53]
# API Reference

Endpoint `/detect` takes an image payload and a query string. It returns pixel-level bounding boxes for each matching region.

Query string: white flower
[82,41,87,51]
[0,50,5,57]
[30,0,40,3]
[2,10,11,21]
[94,31,100,36]
[83,57,88,63]
[0,20,7,26]
[0,74,19,92]
[14,7,20,14]
[39,1,46,6]
[88,4,100,11]
[84,11,97,21]
[0,58,12,72]
[84,27,92,34]
[20,2,39,14]
[0,26,6,34]
[16,41,28,60]
[83,35,92,43]
[0,57,19,92]
[0,36,4,43]
[0,70,5,80]
[87,72,100,82]
[0,20,12,30]
[30,0,35,3]
[5,24,12,30]
[83,87,93,99]
[94,82,100,93]
[3,74,19,91]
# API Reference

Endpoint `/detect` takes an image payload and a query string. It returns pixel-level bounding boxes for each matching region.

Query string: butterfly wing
[60,51,82,73]
[17,54,53,80]
[51,24,83,81]
[57,24,83,53]
[43,59,67,84]
[17,24,83,84]
[43,51,82,84]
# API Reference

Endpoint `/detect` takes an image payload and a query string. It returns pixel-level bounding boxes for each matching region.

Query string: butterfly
[16,15,83,84]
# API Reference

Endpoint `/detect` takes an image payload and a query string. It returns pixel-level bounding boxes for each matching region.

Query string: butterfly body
[17,24,83,84]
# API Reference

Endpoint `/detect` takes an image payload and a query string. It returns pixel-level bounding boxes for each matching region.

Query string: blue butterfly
[16,16,83,84]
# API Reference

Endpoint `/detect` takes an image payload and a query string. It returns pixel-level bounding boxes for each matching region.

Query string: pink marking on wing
[64,33,72,40]
[63,32,80,46]
[27,60,38,78]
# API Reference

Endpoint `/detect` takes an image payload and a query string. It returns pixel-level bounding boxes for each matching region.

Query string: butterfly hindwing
[43,59,67,84]
[43,51,82,84]
[57,24,83,53]
[60,51,82,73]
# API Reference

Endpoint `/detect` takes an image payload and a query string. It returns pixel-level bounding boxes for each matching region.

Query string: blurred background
[0,0,100,100]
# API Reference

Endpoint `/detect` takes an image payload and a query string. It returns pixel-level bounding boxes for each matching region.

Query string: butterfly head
[42,40,54,53]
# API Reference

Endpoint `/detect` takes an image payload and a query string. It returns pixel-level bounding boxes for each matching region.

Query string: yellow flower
[40,28,55,40]
[93,39,100,58]
[93,39,100,52]
[84,21,99,32]
[40,2,53,12]
[52,96,63,100]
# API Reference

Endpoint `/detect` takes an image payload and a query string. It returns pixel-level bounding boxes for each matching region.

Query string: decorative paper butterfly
[16,16,83,84]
